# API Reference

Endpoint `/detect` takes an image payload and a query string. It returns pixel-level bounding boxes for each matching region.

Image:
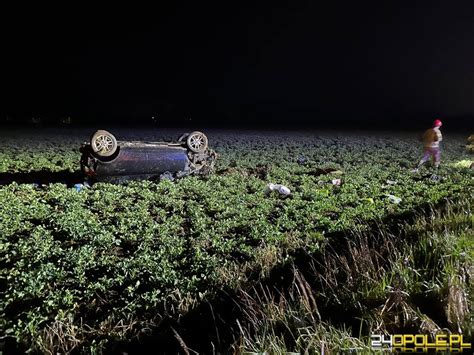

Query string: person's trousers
[419,147,441,166]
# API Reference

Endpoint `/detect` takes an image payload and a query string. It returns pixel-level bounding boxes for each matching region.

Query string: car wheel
[91,130,118,157]
[186,131,208,153]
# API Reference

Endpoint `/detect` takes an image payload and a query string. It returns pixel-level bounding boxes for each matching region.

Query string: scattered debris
[386,179,398,185]
[160,171,175,182]
[297,155,307,165]
[331,178,342,186]
[430,174,441,182]
[265,183,291,197]
[386,194,402,204]
[74,181,90,192]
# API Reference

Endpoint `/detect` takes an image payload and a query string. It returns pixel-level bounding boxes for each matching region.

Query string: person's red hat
[433,119,442,127]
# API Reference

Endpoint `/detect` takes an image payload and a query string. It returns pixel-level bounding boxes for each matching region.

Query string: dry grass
[233,198,473,354]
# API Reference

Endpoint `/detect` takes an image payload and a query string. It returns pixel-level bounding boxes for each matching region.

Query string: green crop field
[0,128,472,353]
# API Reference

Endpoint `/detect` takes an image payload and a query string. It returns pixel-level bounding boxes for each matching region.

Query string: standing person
[413,119,443,172]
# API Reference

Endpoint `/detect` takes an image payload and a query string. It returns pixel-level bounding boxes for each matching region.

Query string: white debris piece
[331,178,342,186]
[386,194,402,204]
[265,183,291,196]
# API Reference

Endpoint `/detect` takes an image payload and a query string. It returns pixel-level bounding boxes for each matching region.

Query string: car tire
[91,130,118,157]
[186,131,208,153]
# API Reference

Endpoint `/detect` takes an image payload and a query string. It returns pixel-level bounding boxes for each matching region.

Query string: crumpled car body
[80,130,217,183]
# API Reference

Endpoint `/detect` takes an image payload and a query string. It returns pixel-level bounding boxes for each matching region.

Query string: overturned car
[80,130,217,183]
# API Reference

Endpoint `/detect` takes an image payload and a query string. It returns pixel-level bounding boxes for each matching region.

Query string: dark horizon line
[1,117,472,132]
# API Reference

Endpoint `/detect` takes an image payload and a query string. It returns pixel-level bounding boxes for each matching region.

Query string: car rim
[189,134,205,151]
[94,135,115,153]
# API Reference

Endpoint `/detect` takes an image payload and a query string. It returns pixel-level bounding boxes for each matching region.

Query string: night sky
[2,2,474,129]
